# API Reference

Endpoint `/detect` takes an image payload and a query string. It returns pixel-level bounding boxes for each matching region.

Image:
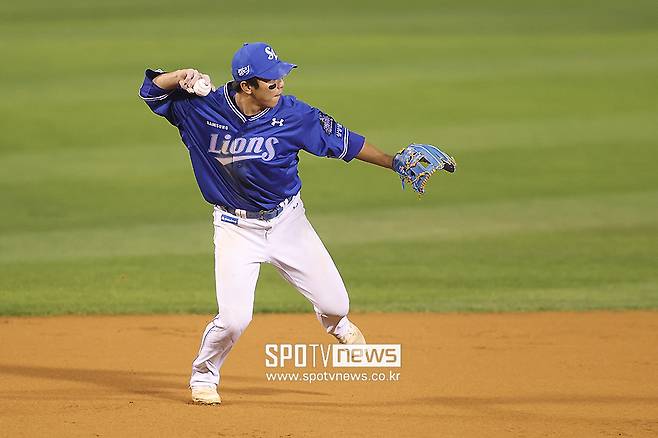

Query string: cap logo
[264,46,278,60]
[237,65,250,77]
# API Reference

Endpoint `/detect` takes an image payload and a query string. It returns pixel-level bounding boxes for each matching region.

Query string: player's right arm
[152,69,211,92]
[139,68,193,126]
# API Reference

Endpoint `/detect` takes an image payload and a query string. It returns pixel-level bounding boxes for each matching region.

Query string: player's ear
[239,81,252,95]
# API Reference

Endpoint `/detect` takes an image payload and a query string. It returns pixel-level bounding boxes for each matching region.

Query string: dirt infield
[0,312,657,437]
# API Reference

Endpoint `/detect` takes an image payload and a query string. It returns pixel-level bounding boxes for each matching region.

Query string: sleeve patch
[318,111,334,135]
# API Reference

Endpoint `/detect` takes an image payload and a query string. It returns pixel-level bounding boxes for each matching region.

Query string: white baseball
[193,79,212,96]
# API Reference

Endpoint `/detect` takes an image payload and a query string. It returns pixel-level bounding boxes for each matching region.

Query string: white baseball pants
[190,192,355,389]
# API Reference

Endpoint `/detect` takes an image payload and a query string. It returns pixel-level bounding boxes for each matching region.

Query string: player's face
[253,78,284,108]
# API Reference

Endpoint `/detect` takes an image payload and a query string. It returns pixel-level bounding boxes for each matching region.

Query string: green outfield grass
[1,0,657,315]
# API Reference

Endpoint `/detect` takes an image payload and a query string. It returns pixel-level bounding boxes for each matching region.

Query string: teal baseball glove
[392,144,456,194]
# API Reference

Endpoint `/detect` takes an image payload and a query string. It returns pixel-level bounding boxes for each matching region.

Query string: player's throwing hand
[178,68,201,93]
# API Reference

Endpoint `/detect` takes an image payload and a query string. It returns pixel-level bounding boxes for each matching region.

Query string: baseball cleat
[334,322,367,345]
[191,386,222,405]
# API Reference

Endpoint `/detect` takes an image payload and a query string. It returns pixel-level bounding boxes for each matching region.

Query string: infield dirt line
[0,312,656,437]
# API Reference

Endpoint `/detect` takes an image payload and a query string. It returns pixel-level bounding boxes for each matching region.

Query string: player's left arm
[355,141,394,170]
[357,140,457,195]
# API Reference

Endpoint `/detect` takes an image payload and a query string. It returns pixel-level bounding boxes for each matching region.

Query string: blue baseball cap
[231,42,297,81]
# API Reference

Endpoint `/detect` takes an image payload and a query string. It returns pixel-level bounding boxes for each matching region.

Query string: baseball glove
[392,144,456,194]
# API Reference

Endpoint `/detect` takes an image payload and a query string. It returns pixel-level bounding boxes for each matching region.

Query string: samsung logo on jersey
[208,134,278,165]
[206,120,229,130]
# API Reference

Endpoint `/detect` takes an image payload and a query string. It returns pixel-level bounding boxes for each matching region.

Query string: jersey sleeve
[298,103,366,162]
[138,69,190,126]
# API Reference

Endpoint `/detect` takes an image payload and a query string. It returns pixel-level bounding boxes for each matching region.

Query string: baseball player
[139,42,455,405]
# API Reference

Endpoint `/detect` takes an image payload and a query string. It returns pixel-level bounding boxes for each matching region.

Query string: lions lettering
[208,134,278,165]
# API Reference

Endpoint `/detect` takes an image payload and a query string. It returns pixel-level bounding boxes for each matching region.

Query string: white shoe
[191,386,221,405]
[334,322,367,345]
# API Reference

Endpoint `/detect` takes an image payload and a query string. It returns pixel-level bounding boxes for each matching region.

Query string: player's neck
[234,92,265,117]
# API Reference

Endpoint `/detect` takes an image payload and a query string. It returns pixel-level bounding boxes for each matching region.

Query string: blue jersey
[139,69,366,211]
